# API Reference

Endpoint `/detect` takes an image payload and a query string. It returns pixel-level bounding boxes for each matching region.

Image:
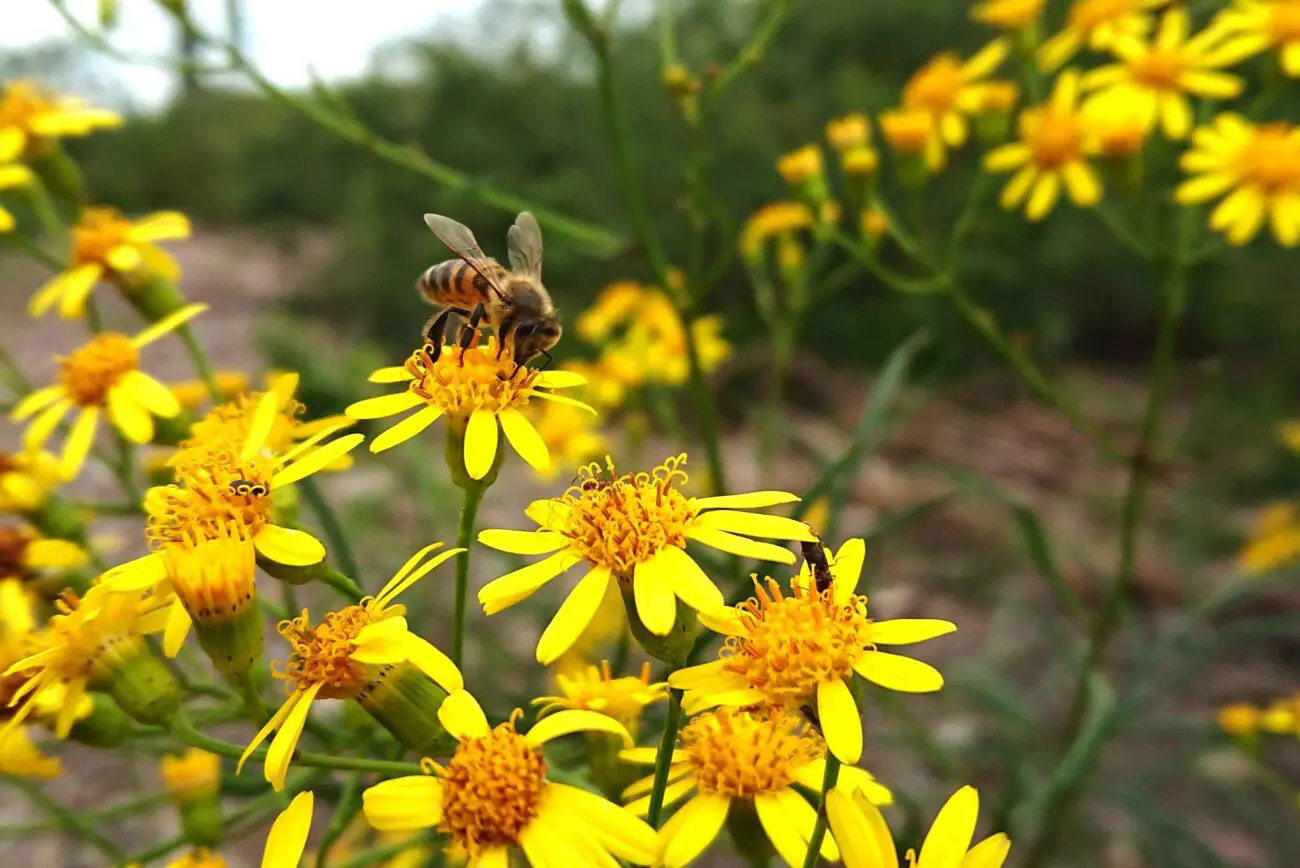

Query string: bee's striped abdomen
[418,259,500,309]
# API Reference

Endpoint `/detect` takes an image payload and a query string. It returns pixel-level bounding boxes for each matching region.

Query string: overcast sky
[3,0,469,107]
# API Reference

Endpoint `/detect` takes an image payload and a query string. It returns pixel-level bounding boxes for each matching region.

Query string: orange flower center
[71,207,135,269]
[0,452,18,474]
[1238,125,1300,192]
[1271,1,1300,41]
[556,455,696,575]
[405,336,540,417]
[1023,107,1087,168]
[275,605,375,697]
[1129,49,1186,90]
[1068,0,1133,33]
[0,82,51,131]
[0,526,33,577]
[59,333,138,406]
[437,717,547,855]
[903,55,964,114]
[681,708,822,797]
[147,450,275,547]
[722,578,873,704]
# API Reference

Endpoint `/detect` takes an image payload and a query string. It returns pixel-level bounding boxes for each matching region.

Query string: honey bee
[229,479,268,497]
[417,211,562,370]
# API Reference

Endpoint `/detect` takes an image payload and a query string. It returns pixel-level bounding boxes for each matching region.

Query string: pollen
[146,450,274,547]
[59,333,138,406]
[69,207,135,269]
[557,455,695,575]
[0,526,33,577]
[162,525,257,623]
[722,578,874,705]
[406,336,540,416]
[274,606,376,698]
[681,708,823,798]
[1240,124,1300,192]
[436,713,547,855]
[1024,107,1087,168]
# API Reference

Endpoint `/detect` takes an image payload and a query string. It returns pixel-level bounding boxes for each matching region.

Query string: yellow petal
[831,538,867,604]
[1174,171,1235,205]
[651,545,724,614]
[374,546,464,609]
[265,682,323,791]
[127,211,191,242]
[29,264,100,318]
[918,786,979,868]
[131,303,208,348]
[362,776,443,831]
[120,370,181,418]
[60,407,99,480]
[271,433,363,488]
[983,143,1029,173]
[478,551,580,614]
[163,599,192,657]
[818,677,863,763]
[0,127,25,161]
[999,166,1037,210]
[1025,173,1061,221]
[961,833,1012,868]
[477,528,567,555]
[526,707,631,747]
[107,387,153,444]
[692,509,818,541]
[530,390,597,414]
[869,619,957,645]
[660,793,730,868]
[633,557,677,635]
[464,408,499,480]
[534,370,587,388]
[138,243,181,282]
[401,633,464,692]
[12,386,64,422]
[24,399,72,453]
[239,691,303,776]
[105,243,141,273]
[827,788,887,868]
[368,366,416,383]
[346,391,424,420]
[686,526,795,563]
[24,539,87,569]
[370,405,443,452]
[852,651,945,693]
[535,567,613,664]
[262,791,313,868]
[1159,93,1191,140]
[253,524,326,566]
[438,689,490,739]
[242,392,280,462]
[1062,161,1102,207]
[499,406,550,471]
[548,783,658,864]
[668,659,742,692]
[692,491,798,510]
[101,552,167,591]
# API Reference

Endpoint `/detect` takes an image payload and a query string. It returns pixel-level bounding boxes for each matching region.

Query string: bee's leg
[422,309,454,360]
[536,348,554,372]
[456,304,487,365]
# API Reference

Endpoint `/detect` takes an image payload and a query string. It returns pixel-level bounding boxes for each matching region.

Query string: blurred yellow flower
[348,336,592,480]
[577,281,649,343]
[525,398,608,480]
[1081,8,1261,140]
[1238,501,1300,572]
[1039,0,1164,71]
[826,114,871,151]
[165,850,226,868]
[777,144,825,185]
[1176,114,1300,246]
[534,660,666,732]
[900,43,1009,168]
[11,304,206,479]
[1214,0,1300,77]
[860,207,891,241]
[161,748,221,802]
[0,525,87,584]
[167,370,251,412]
[0,449,63,513]
[827,785,1010,868]
[740,201,814,258]
[972,0,1045,31]
[261,791,314,868]
[0,80,121,159]
[1082,89,1150,157]
[1217,701,1261,737]
[0,160,33,233]
[985,70,1103,221]
[29,207,191,319]
[880,107,943,170]
[0,724,62,779]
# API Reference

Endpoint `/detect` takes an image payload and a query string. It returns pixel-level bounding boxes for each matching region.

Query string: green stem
[800,754,841,868]
[299,476,360,578]
[452,481,486,667]
[176,323,224,404]
[4,776,126,861]
[232,668,267,723]
[647,688,684,827]
[321,567,364,603]
[681,310,728,495]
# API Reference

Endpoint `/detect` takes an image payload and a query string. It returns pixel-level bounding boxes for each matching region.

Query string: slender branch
[800,755,841,868]
[647,688,684,827]
[452,481,486,667]
[706,0,794,100]
[176,323,224,404]
[4,776,127,862]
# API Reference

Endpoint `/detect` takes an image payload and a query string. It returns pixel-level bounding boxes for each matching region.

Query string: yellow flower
[2,584,171,738]
[363,690,654,865]
[1216,701,1261,737]
[167,370,251,412]
[165,850,226,868]
[826,114,871,152]
[103,391,363,585]
[602,298,731,390]
[1080,8,1262,140]
[976,81,1022,114]
[0,449,63,513]
[161,748,222,802]
[972,0,1045,31]
[577,281,649,343]
[622,708,892,867]
[740,201,815,258]
[0,80,121,160]
[1082,88,1150,157]
[899,43,1010,168]
[984,70,1103,221]
[12,304,206,479]
[1259,694,1300,734]
[1176,114,1300,246]
[1238,501,1300,572]
[347,336,592,480]
[534,661,666,732]
[670,539,954,764]
[1038,0,1165,71]
[0,160,33,233]
[777,145,824,185]
[0,724,62,779]
[239,544,464,791]
[0,524,88,582]
[0,582,62,779]
[880,107,943,170]
[1211,0,1300,77]
[29,207,191,319]
[524,398,608,480]
[262,791,315,868]
[827,784,1011,868]
[477,454,816,663]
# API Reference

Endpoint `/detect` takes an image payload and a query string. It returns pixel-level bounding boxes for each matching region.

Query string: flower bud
[661,64,699,98]
[355,660,458,756]
[99,645,181,726]
[777,146,829,207]
[164,527,264,676]
[880,108,936,188]
[619,579,698,666]
[825,114,870,152]
[123,274,187,324]
[162,749,224,848]
[861,207,891,246]
[66,692,130,748]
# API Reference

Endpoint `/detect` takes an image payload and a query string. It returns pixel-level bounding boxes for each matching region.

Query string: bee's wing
[506,211,543,280]
[423,213,508,301]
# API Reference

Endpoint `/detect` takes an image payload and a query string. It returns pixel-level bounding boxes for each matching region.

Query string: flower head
[899,43,1010,168]
[880,107,943,168]
[0,723,62,779]
[0,80,121,161]
[534,660,666,732]
[168,370,250,413]
[670,539,955,764]
[826,114,871,152]
[363,690,655,866]
[29,207,190,319]
[1214,0,1300,77]
[12,304,206,479]
[0,160,33,233]
[984,70,1104,220]
[0,524,87,584]
[827,784,1010,868]
[1176,114,1300,246]
[972,0,1045,31]
[1082,88,1150,157]
[1038,0,1165,70]
[740,202,815,258]
[161,748,222,802]
[524,398,609,480]
[777,145,825,185]
[1080,9,1263,140]
[239,544,464,790]
[622,707,891,868]
[0,450,63,513]
[348,336,592,480]
[477,454,815,662]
